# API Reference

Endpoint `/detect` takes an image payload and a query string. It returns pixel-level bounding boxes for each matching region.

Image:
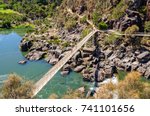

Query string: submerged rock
[18,60,27,64]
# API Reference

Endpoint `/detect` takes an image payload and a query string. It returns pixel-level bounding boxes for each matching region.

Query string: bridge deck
[32,29,98,97]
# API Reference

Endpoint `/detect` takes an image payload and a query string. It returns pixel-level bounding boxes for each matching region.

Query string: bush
[144,21,150,32]
[65,19,77,31]
[111,0,128,19]
[1,20,11,28]
[80,16,87,24]
[92,11,101,25]
[0,74,33,99]
[81,27,91,38]
[98,22,108,30]
[125,25,139,35]
[124,25,140,45]
[141,37,150,47]
[118,71,146,99]
[95,71,150,99]
[94,82,116,99]
[104,33,120,45]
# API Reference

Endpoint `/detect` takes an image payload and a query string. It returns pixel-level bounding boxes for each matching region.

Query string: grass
[0,9,21,15]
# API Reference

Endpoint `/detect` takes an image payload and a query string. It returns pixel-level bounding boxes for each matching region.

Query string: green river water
[0,29,92,98]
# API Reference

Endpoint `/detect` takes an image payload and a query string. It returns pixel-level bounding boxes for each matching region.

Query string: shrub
[125,25,139,35]
[0,74,33,99]
[124,25,140,45]
[81,27,91,38]
[94,82,116,99]
[92,11,101,25]
[104,33,120,45]
[118,71,143,99]
[1,20,11,28]
[141,37,150,47]
[65,19,77,31]
[111,0,128,19]
[144,21,150,32]
[80,16,87,24]
[98,21,108,30]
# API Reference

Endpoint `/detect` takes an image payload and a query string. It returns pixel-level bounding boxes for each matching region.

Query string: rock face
[74,65,85,72]
[137,51,150,63]
[26,51,46,60]
[20,40,32,52]
[113,9,143,31]
[130,0,144,9]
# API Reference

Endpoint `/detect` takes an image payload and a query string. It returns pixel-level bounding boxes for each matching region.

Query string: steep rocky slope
[19,0,150,81]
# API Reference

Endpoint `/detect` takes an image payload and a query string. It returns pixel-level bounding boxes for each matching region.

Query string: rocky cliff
[20,0,150,81]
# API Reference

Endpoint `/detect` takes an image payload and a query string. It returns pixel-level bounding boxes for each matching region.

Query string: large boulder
[61,70,70,76]
[49,57,58,65]
[113,9,143,31]
[74,65,85,72]
[73,51,82,62]
[137,51,150,63]
[26,51,46,60]
[95,69,105,82]
[54,49,62,58]
[104,65,114,78]
[129,0,144,9]
[131,61,140,70]
[82,47,94,53]
[104,49,113,58]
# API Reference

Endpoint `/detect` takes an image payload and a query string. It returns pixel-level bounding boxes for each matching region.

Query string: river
[0,30,92,98]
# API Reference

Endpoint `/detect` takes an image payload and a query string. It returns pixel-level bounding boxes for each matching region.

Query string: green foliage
[98,21,108,30]
[62,41,70,47]
[0,74,33,99]
[65,19,77,31]
[111,0,128,19]
[48,36,62,45]
[125,25,139,35]
[141,37,150,47]
[0,3,7,9]
[104,33,120,45]
[80,16,87,24]
[92,11,101,25]
[124,25,140,46]
[118,71,150,99]
[0,9,25,29]
[81,27,91,39]
[144,21,150,32]
[1,20,11,28]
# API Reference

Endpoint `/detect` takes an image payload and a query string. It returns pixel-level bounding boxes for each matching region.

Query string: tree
[0,74,33,99]
[125,25,141,47]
